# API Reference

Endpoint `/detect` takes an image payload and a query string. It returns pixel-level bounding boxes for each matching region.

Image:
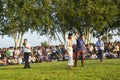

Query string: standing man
[74,34,85,67]
[96,37,104,62]
[23,39,31,68]
[66,33,73,69]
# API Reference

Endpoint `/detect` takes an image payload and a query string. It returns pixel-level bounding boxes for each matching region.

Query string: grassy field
[0,59,120,80]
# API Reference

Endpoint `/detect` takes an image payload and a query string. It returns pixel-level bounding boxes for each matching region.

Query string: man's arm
[25,44,31,50]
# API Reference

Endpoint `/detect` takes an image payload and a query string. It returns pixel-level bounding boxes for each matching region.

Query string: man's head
[98,37,102,41]
[24,39,28,44]
[68,33,73,39]
[80,34,84,40]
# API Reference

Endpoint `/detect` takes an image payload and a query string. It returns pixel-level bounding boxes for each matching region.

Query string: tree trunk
[89,33,92,43]
[13,33,18,48]
[84,27,90,44]
[13,32,25,48]
[87,29,90,44]
[48,35,51,45]
[19,32,24,47]
[106,29,109,43]
[62,31,66,47]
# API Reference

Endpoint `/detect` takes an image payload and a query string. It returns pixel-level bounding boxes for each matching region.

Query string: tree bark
[62,30,66,46]
[84,27,90,44]
[106,29,109,43]
[13,33,18,48]
[19,32,24,47]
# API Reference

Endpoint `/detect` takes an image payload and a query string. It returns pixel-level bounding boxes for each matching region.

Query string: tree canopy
[0,0,120,46]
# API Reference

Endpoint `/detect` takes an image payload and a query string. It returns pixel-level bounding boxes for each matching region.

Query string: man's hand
[25,46,30,50]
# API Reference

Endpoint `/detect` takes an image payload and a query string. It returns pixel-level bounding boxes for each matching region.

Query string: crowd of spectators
[84,41,120,60]
[0,41,120,66]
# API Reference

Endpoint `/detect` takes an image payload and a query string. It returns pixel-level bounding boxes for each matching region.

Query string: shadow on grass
[0,65,25,70]
[0,65,67,71]
[0,68,24,70]
[85,59,120,66]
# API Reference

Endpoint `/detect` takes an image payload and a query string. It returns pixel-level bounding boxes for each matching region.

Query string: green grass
[0,59,120,80]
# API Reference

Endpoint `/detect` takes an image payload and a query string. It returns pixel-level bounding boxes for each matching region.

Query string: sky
[0,31,61,48]
[0,31,120,48]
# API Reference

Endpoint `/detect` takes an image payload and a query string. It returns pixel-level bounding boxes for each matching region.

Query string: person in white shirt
[96,37,104,62]
[23,39,31,68]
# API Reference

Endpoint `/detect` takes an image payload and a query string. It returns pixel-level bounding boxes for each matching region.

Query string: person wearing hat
[96,37,104,62]
[74,34,85,67]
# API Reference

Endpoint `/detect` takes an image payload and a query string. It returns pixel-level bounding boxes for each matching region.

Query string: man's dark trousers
[98,49,103,62]
[74,50,84,67]
[24,52,30,68]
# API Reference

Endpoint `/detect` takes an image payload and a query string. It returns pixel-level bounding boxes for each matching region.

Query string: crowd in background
[0,41,120,66]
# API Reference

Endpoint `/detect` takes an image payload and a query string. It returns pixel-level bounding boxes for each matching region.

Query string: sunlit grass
[0,59,120,80]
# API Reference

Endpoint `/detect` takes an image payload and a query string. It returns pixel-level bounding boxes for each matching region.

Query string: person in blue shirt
[74,34,85,67]
[96,37,104,62]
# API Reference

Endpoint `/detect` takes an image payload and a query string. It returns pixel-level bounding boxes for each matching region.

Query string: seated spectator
[88,43,94,55]
[8,56,18,65]
[105,51,114,59]
[0,48,6,60]
[0,57,7,65]
[51,46,57,61]
[104,51,110,58]
[0,53,1,59]
[14,47,20,59]
[0,60,4,66]
[108,42,113,52]
[64,53,69,60]
[45,46,51,62]
[18,53,23,64]
[29,54,36,63]
[56,46,62,60]
[9,47,14,57]
[5,48,11,59]
[89,53,97,59]
[117,41,120,58]
[35,47,43,62]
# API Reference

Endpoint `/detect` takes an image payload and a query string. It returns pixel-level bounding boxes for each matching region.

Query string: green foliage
[0,59,120,80]
[41,41,49,47]
[2,0,38,35]
[51,0,119,35]
[0,0,120,44]
[0,0,3,14]
[0,0,3,34]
